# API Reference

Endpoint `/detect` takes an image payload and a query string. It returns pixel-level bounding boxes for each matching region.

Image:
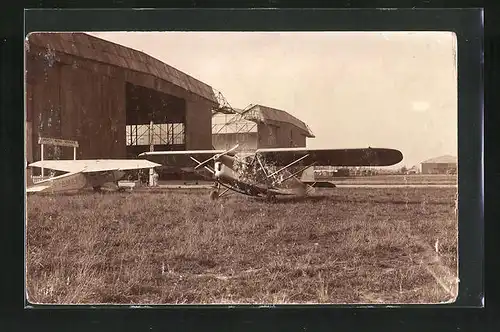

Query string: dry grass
[26,187,458,305]
[330,174,457,184]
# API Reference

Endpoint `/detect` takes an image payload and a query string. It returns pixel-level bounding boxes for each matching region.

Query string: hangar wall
[26,54,126,162]
[211,107,310,151]
[212,133,258,150]
[185,99,214,150]
[26,34,216,165]
[212,124,306,150]
[257,122,307,148]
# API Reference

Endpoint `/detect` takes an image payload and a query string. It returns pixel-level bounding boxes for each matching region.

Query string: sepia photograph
[25,31,458,305]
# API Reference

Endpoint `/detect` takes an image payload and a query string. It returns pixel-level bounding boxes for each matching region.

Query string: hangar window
[126,123,185,146]
[267,126,277,147]
[125,82,187,158]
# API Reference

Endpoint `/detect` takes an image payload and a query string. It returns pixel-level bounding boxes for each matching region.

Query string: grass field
[26,187,458,304]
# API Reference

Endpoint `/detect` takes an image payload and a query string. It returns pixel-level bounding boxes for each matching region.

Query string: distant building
[212,104,314,150]
[420,155,457,174]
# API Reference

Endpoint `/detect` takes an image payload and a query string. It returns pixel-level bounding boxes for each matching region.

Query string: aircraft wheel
[210,190,219,200]
[266,192,276,202]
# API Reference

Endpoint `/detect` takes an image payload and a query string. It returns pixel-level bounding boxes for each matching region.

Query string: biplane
[140,145,403,200]
[26,159,161,194]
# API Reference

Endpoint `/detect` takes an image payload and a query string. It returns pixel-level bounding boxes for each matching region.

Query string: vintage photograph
[25,31,458,304]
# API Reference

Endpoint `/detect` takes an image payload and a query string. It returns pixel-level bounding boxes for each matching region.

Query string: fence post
[149,120,154,187]
[40,143,44,177]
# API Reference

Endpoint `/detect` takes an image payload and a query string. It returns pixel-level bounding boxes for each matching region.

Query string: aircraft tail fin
[26,185,52,193]
[26,171,88,194]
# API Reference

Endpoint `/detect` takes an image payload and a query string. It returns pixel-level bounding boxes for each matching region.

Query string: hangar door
[125,82,186,158]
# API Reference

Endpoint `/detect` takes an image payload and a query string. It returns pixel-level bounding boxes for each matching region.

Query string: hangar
[25,32,318,183]
[420,155,457,174]
[212,104,315,150]
[25,32,217,175]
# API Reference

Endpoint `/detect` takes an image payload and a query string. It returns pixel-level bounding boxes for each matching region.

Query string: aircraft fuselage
[213,155,280,197]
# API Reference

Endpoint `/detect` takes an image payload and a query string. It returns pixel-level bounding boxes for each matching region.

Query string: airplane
[26,159,161,194]
[139,145,403,200]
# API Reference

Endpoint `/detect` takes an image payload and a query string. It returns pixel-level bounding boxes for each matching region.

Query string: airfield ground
[26,175,458,305]
[147,174,457,189]
[325,174,457,185]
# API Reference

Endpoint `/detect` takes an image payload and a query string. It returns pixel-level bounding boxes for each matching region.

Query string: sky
[90,31,457,168]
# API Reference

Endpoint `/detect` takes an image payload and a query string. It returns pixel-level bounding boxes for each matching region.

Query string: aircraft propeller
[194,144,240,170]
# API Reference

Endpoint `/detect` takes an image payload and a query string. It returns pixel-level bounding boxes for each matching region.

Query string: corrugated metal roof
[421,155,457,164]
[27,32,217,103]
[243,105,315,137]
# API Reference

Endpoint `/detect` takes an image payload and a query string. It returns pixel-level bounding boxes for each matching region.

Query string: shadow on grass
[247,193,453,205]
[255,195,335,204]
[28,190,130,197]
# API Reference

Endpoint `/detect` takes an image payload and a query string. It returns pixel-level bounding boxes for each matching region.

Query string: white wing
[28,159,162,173]
[139,149,227,156]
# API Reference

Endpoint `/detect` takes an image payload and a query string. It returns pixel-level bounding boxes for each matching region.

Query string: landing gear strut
[210,190,219,200]
[210,182,220,200]
[266,192,277,202]
[209,182,232,200]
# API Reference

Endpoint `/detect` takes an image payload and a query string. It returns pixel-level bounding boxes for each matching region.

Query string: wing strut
[266,154,310,179]
[274,161,317,186]
[194,144,239,170]
[189,156,215,174]
[255,154,269,177]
